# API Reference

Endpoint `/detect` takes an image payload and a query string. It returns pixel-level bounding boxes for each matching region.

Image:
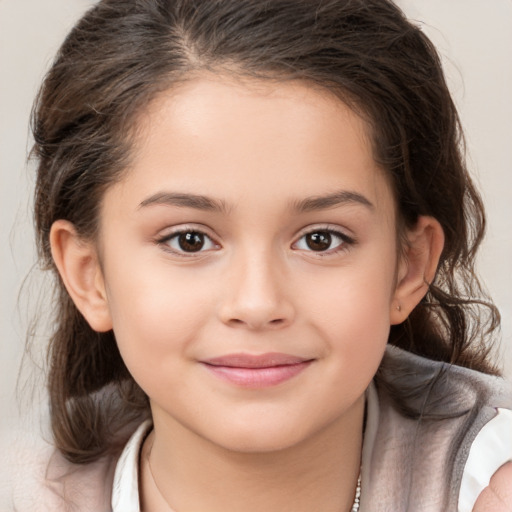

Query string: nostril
[227,317,286,329]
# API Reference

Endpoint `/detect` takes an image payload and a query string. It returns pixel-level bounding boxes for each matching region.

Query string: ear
[50,220,113,332]
[390,216,445,325]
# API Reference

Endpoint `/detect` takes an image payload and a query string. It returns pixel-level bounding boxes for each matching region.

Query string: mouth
[200,353,314,388]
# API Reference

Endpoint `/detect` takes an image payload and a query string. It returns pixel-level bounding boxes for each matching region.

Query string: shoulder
[1,420,61,511]
[371,346,512,511]
[377,345,512,418]
[473,462,512,512]
[458,407,512,512]
[0,420,118,512]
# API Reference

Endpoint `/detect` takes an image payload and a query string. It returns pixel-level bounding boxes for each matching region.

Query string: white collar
[111,419,152,512]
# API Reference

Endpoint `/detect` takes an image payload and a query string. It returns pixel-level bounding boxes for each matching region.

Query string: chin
[218,433,305,455]
[202,418,318,455]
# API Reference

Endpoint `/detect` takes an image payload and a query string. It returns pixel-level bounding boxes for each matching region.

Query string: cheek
[102,255,213,385]
[297,251,397,378]
[301,253,396,331]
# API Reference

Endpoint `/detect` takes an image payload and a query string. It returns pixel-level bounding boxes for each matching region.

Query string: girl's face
[92,77,406,452]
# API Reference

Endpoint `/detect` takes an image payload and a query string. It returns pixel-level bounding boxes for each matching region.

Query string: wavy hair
[31,0,499,463]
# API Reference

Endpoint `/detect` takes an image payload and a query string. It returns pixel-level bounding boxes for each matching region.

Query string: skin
[473,462,512,511]
[51,76,448,511]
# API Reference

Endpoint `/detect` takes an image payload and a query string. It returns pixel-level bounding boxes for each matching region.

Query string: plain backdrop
[1,0,511,436]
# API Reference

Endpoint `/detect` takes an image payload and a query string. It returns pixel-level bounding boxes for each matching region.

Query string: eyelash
[292,227,355,256]
[156,227,219,257]
[155,226,355,257]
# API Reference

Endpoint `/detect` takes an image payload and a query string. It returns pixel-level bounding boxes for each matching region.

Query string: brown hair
[31,0,499,464]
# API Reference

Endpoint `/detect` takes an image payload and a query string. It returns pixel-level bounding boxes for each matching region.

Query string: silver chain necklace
[351,473,361,512]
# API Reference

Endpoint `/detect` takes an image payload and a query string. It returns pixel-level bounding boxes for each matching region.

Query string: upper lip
[202,353,312,368]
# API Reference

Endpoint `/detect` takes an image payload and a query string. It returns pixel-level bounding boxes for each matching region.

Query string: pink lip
[201,353,313,388]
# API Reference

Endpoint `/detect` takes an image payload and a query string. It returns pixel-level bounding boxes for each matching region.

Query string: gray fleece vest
[360,346,512,511]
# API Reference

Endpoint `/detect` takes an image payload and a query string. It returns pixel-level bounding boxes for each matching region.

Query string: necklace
[351,473,361,512]
[146,442,362,512]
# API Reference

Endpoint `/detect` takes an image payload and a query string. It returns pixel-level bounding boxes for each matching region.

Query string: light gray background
[1,1,511,435]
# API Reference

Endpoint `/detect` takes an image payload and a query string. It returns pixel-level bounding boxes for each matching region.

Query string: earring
[396,304,402,312]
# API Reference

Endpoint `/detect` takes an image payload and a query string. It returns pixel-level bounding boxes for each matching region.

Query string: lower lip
[202,361,312,388]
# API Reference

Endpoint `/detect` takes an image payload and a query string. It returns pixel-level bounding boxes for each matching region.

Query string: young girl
[7,0,512,510]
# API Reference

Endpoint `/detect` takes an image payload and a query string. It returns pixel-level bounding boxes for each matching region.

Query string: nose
[217,249,295,331]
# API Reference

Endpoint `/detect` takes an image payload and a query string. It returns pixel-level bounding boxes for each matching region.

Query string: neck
[140,396,364,512]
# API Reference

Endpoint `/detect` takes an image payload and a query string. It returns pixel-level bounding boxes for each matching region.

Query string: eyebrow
[138,192,229,213]
[138,189,374,214]
[291,190,374,212]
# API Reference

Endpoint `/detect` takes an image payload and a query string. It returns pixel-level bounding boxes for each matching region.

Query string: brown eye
[162,230,217,254]
[178,232,205,252]
[305,232,332,251]
[293,229,352,254]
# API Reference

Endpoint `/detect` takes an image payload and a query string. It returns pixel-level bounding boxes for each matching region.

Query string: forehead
[108,75,394,216]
